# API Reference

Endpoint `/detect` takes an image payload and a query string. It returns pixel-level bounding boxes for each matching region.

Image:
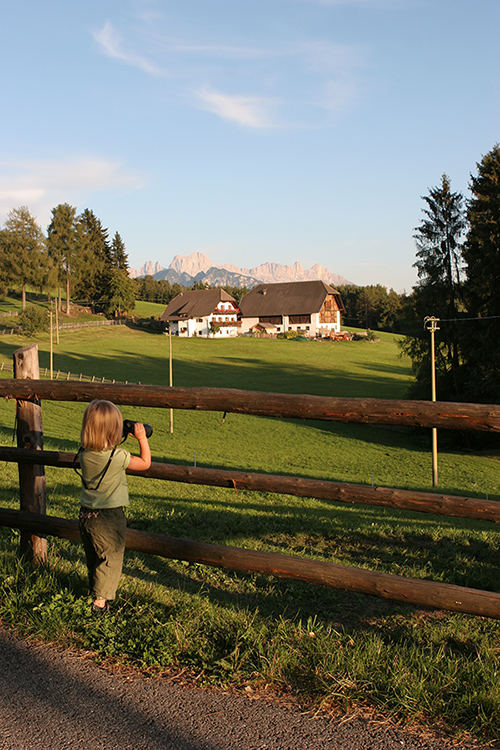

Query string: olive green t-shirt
[80,447,131,509]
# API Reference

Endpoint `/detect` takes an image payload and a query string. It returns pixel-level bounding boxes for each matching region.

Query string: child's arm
[127,422,151,471]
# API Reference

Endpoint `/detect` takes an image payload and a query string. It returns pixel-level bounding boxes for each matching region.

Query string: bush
[277,330,300,340]
[18,305,48,336]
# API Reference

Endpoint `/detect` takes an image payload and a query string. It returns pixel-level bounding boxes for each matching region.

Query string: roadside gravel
[0,628,492,750]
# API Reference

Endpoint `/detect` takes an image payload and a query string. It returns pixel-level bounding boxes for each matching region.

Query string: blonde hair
[81,400,123,451]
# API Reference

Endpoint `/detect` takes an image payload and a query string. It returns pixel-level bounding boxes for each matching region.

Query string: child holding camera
[77,399,151,616]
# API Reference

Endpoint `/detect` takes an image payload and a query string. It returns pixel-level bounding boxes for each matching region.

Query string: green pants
[79,506,127,601]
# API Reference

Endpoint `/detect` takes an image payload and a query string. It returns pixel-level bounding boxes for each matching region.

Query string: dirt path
[0,628,489,750]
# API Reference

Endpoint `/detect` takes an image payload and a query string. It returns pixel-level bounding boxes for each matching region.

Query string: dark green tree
[457,145,500,403]
[47,203,78,314]
[110,231,129,271]
[337,284,405,332]
[2,206,47,309]
[74,209,111,308]
[401,175,466,398]
[223,285,249,305]
[0,229,15,294]
[18,304,49,336]
[106,269,136,317]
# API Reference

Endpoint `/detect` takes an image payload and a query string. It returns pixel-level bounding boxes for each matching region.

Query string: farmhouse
[239,280,345,337]
[160,289,240,337]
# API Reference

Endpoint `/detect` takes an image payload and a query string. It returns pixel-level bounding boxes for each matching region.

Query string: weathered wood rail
[1,447,498,523]
[1,509,499,619]
[1,380,499,431]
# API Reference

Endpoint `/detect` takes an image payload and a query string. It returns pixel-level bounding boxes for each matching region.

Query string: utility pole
[169,326,174,434]
[54,296,60,344]
[424,316,440,487]
[49,301,54,380]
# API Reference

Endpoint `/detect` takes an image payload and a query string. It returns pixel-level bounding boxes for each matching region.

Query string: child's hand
[133,422,147,440]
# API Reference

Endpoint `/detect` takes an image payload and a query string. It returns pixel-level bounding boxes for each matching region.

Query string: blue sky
[1,0,498,291]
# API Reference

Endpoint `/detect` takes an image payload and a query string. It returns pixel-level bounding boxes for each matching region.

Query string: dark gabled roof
[239,280,344,317]
[160,289,237,321]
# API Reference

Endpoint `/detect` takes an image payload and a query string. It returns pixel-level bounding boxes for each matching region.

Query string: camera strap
[73,447,116,491]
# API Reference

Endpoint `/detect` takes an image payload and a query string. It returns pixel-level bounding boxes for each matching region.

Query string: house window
[197,318,203,323]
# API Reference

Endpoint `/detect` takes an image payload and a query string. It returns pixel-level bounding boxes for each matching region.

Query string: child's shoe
[91,601,109,617]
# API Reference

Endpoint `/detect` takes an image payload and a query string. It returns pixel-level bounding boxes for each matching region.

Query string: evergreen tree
[106,269,136,317]
[458,145,500,403]
[110,231,129,271]
[74,209,111,308]
[414,175,465,329]
[0,230,15,294]
[47,203,78,314]
[401,175,465,398]
[2,206,47,309]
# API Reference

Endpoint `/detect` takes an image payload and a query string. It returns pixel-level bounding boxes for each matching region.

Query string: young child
[77,399,151,616]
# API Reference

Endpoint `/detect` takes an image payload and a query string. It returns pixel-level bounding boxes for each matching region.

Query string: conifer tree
[106,269,136,316]
[47,203,78,314]
[458,145,500,402]
[110,231,129,271]
[402,175,465,398]
[74,209,111,308]
[2,206,47,309]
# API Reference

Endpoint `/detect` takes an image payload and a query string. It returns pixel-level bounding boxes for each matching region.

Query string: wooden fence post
[13,344,47,564]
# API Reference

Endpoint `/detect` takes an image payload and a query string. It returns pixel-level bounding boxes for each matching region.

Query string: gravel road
[0,627,492,750]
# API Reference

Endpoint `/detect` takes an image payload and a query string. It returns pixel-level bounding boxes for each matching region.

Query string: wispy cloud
[0,157,142,223]
[299,41,364,72]
[194,88,279,129]
[93,21,164,76]
[307,0,412,7]
[172,43,278,60]
[90,17,365,128]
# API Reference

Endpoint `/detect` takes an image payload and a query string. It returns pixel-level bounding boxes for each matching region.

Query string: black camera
[122,419,153,439]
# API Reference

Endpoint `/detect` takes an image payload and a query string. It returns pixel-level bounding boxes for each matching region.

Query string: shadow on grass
[1,334,410,400]
[0,528,411,634]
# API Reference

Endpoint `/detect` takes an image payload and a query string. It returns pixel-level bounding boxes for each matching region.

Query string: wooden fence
[1,343,499,619]
[0,318,124,336]
[0,360,137,384]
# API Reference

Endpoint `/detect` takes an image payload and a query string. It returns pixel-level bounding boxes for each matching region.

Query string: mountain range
[129,252,352,288]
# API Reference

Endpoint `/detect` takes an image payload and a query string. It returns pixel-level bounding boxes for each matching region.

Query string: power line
[438,315,500,323]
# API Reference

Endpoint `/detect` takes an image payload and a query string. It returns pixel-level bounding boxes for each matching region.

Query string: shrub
[18,305,48,336]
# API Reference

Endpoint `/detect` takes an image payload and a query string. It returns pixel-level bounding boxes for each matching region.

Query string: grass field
[132,299,166,318]
[0,326,498,742]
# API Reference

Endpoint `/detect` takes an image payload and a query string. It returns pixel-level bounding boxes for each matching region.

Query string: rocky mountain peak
[170,252,213,276]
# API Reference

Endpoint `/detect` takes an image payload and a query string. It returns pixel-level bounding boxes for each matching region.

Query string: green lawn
[132,299,166,318]
[0,327,498,742]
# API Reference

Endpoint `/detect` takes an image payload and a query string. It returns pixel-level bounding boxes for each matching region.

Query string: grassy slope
[132,300,166,318]
[0,327,498,741]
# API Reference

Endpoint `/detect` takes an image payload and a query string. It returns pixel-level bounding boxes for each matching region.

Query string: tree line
[401,144,499,406]
[0,204,136,316]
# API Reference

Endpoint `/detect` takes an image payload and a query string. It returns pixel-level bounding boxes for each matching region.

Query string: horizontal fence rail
[1,508,499,619]
[1,380,499,431]
[1,448,498,524]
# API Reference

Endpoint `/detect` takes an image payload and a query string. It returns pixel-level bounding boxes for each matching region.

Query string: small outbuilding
[160,289,240,337]
[239,280,345,337]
